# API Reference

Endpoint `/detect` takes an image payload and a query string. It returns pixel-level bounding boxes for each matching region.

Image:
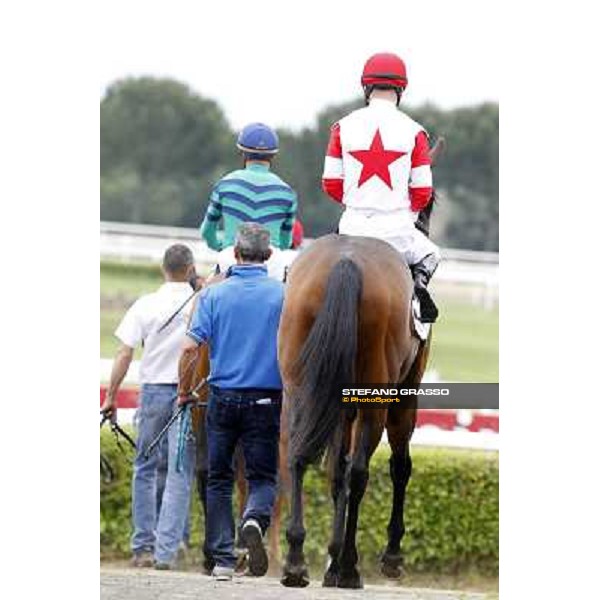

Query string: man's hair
[162,244,194,275]
[235,223,271,263]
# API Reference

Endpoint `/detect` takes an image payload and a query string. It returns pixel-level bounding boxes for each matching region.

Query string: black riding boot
[411,253,440,324]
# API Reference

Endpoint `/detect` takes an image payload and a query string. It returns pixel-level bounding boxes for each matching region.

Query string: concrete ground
[100,566,493,600]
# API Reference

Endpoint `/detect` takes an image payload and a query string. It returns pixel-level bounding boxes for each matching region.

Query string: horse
[277,136,444,588]
[277,233,431,589]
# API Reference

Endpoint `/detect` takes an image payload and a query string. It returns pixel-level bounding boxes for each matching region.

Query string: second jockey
[200,123,298,279]
[321,52,440,323]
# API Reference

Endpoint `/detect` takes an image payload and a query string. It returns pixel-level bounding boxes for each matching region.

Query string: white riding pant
[338,207,440,266]
[216,246,299,282]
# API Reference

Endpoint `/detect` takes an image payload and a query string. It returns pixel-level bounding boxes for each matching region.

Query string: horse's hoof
[281,565,310,587]
[322,570,338,587]
[337,571,363,589]
[381,553,405,579]
[381,562,405,578]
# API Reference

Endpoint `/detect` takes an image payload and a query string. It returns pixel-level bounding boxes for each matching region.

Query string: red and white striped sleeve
[409,130,433,212]
[321,122,344,203]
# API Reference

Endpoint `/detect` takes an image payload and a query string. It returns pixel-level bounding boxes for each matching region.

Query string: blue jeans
[156,437,191,547]
[154,398,196,563]
[206,387,281,568]
[131,384,194,558]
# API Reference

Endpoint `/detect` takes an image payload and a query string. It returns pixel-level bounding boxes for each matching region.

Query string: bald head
[234,223,272,264]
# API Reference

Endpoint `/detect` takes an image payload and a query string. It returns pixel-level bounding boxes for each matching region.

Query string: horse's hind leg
[381,404,416,578]
[233,444,249,570]
[337,414,384,589]
[269,402,291,570]
[381,335,430,577]
[195,416,215,573]
[280,456,309,587]
[322,420,352,587]
[269,487,283,569]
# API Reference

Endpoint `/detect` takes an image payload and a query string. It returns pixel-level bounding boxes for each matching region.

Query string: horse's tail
[289,257,362,465]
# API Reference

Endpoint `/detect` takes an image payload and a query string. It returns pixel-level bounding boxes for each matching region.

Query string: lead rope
[156,288,201,334]
[100,412,136,457]
[175,404,192,473]
[142,376,208,461]
[175,375,209,472]
[100,411,137,483]
[100,453,115,483]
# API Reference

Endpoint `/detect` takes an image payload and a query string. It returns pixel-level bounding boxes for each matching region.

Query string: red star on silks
[349,129,406,189]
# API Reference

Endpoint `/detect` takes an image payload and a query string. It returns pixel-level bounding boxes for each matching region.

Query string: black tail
[289,258,362,465]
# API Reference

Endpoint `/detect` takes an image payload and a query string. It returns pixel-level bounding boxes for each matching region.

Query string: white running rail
[100,221,498,308]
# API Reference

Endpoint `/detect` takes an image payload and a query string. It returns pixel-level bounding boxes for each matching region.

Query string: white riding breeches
[215,246,299,282]
[338,207,440,266]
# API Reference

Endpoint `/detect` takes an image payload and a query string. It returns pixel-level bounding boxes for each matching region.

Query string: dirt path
[100,567,492,600]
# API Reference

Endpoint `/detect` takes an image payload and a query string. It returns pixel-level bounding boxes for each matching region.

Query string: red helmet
[361,53,408,90]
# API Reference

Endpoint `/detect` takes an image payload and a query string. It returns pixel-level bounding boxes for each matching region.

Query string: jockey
[200,123,298,279]
[321,52,440,323]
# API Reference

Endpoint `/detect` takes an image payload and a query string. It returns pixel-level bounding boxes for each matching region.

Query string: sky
[99,0,499,131]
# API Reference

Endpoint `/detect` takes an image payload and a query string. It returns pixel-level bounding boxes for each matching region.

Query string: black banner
[339,383,499,409]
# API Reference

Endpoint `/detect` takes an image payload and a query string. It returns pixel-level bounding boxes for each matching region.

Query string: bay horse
[278,234,431,588]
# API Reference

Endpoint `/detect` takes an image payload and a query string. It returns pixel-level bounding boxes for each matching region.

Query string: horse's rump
[279,234,419,465]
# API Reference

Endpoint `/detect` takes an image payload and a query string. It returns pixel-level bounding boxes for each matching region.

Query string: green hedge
[101,428,498,575]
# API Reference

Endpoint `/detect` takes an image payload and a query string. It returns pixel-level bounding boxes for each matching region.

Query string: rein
[100,453,114,483]
[156,288,201,334]
[100,411,137,453]
[156,266,226,334]
[142,376,208,462]
[100,411,137,483]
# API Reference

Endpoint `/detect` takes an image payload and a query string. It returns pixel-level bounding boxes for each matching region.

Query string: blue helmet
[236,122,279,156]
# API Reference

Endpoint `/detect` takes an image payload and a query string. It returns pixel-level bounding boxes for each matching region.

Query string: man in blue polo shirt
[178,222,284,581]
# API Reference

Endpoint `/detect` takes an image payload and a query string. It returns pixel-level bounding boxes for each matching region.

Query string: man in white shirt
[101,244,199,569]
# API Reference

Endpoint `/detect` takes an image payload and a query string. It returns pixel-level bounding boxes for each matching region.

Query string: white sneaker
[212,565,234,581]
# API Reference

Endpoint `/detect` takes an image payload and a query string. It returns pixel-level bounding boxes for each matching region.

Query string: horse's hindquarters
[280,234,417,386]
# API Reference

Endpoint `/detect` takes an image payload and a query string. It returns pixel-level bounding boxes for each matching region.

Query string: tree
[409,103,499,250]
[100,76,498,250]
[101,77,236,226]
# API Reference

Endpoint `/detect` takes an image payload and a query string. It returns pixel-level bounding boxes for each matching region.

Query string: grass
[100,261,498,383]
[101,260,163,297]
[100,309,144,359]
[428,300,499,382]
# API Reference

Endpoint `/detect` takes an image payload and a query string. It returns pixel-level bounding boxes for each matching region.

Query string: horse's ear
[430,136,446,167]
